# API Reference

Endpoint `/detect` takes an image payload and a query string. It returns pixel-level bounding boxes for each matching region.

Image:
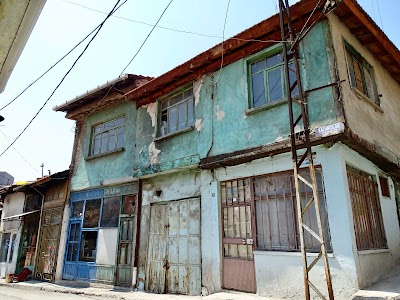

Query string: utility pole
[278,0,342,299]
[40,163,44,177]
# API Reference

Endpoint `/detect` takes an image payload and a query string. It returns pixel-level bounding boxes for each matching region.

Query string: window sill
[358,248,390,255]
[86,147,125,161]
[246,99,288,115]
[155,126,194,142]
[351,87,383,113]
[253,250,334,258]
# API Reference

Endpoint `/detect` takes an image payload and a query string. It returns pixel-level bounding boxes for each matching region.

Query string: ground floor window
[220,168,331,253]
[347,167,387,250]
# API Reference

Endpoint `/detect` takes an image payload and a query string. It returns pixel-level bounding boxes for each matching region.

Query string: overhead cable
[0,0,127,158]
[0,6,119,111]
[85,0,175,116]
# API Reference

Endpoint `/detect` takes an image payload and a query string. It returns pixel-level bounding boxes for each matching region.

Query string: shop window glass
[83,199,101,228]
[122,195,136,215]
[101,197,120,227]
[0,233,11,262]
[79,231,98,262]
[72,201,84,218]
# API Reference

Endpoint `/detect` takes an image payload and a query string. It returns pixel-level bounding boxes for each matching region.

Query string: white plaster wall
[1,192,25,231]
[96,228,118,265]
[328,14,400,159]
[0,192,25,278]
[142,169,201,205]
[200,170,221,295]
[214,147,359,299]
[333,143,400,288]
[55,202,70,281]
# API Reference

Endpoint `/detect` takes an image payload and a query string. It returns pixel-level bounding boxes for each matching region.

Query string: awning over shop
[1,209,40,221]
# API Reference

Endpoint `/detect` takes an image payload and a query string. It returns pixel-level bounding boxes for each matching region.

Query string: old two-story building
[0,170,69,282]
[54,0,400,299]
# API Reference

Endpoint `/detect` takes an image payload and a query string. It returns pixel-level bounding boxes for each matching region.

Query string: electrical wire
[212,0,231,84]
[374,0,384,30]
[84,0,175,116]
[0,9,116,111]
[60,0,288,43]
[0,128,40,173]
[0,0,127,158]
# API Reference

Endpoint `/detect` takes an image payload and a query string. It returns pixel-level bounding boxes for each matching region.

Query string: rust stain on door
[146,198,201,295]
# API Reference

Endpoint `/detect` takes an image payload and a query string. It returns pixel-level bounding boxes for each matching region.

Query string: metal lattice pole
[278,0,336,299]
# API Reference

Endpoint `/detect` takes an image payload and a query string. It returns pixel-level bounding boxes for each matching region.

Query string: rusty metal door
[221,179,256,293]
[146,198,201,295]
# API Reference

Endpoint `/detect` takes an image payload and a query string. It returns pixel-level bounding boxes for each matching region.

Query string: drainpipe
[133,179,142,288]
[32,186,45,278]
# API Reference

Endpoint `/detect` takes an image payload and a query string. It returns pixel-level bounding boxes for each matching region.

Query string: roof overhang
[124,0,399,106]
[53,74,152,117]
[0,0,47,92]
[334,0,400,83]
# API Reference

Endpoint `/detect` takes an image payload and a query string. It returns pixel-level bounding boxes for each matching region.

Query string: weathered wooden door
[116,216,135,286]
[146,198,201,295]
[221,179,256,293]
[35,208,63,281]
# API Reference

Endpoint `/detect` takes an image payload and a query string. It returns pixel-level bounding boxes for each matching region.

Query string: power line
[0,0,127,158]
[85,0,175,116]
[374,0,384,30]
[0,128,39,173]
[0,13,109,111]
[213,0,231,84]
[60,0,288,43]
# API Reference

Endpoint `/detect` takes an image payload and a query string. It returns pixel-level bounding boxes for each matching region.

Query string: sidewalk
[0,279,279,300]
[1,274,400,300]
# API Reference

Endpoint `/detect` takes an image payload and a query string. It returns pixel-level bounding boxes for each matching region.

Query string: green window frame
[344,41,379,106]
[158,86,194,137]
[247,45,298,109]
[90,116,125,156]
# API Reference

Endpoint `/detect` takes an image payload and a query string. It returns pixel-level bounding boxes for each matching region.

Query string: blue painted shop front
[63,188,112,282]
[62,185,137,284]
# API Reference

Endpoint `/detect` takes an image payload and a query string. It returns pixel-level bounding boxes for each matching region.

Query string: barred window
[254,169,331,252]
[347,168,387,250]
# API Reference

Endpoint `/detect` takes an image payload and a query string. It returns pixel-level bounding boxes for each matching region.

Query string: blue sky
[0,0,398,182]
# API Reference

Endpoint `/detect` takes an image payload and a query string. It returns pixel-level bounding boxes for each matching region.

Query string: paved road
[0,286,101,300]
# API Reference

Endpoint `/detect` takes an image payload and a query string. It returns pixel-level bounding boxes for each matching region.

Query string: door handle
[242,239,254,245]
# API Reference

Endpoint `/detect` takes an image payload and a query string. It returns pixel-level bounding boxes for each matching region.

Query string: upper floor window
[344,42,379,105]
[249,49,298,109]
[158,87,194,137]
[90,116,125,156]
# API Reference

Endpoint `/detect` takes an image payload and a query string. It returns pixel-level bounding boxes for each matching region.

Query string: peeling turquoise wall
[70,102,137,191]
[71,21,340,182]
[133,21,339,176]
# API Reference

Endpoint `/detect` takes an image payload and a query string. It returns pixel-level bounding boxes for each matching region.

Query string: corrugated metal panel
[146,198,201,295]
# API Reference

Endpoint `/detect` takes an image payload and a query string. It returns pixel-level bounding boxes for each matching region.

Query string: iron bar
[278,0,336,298]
